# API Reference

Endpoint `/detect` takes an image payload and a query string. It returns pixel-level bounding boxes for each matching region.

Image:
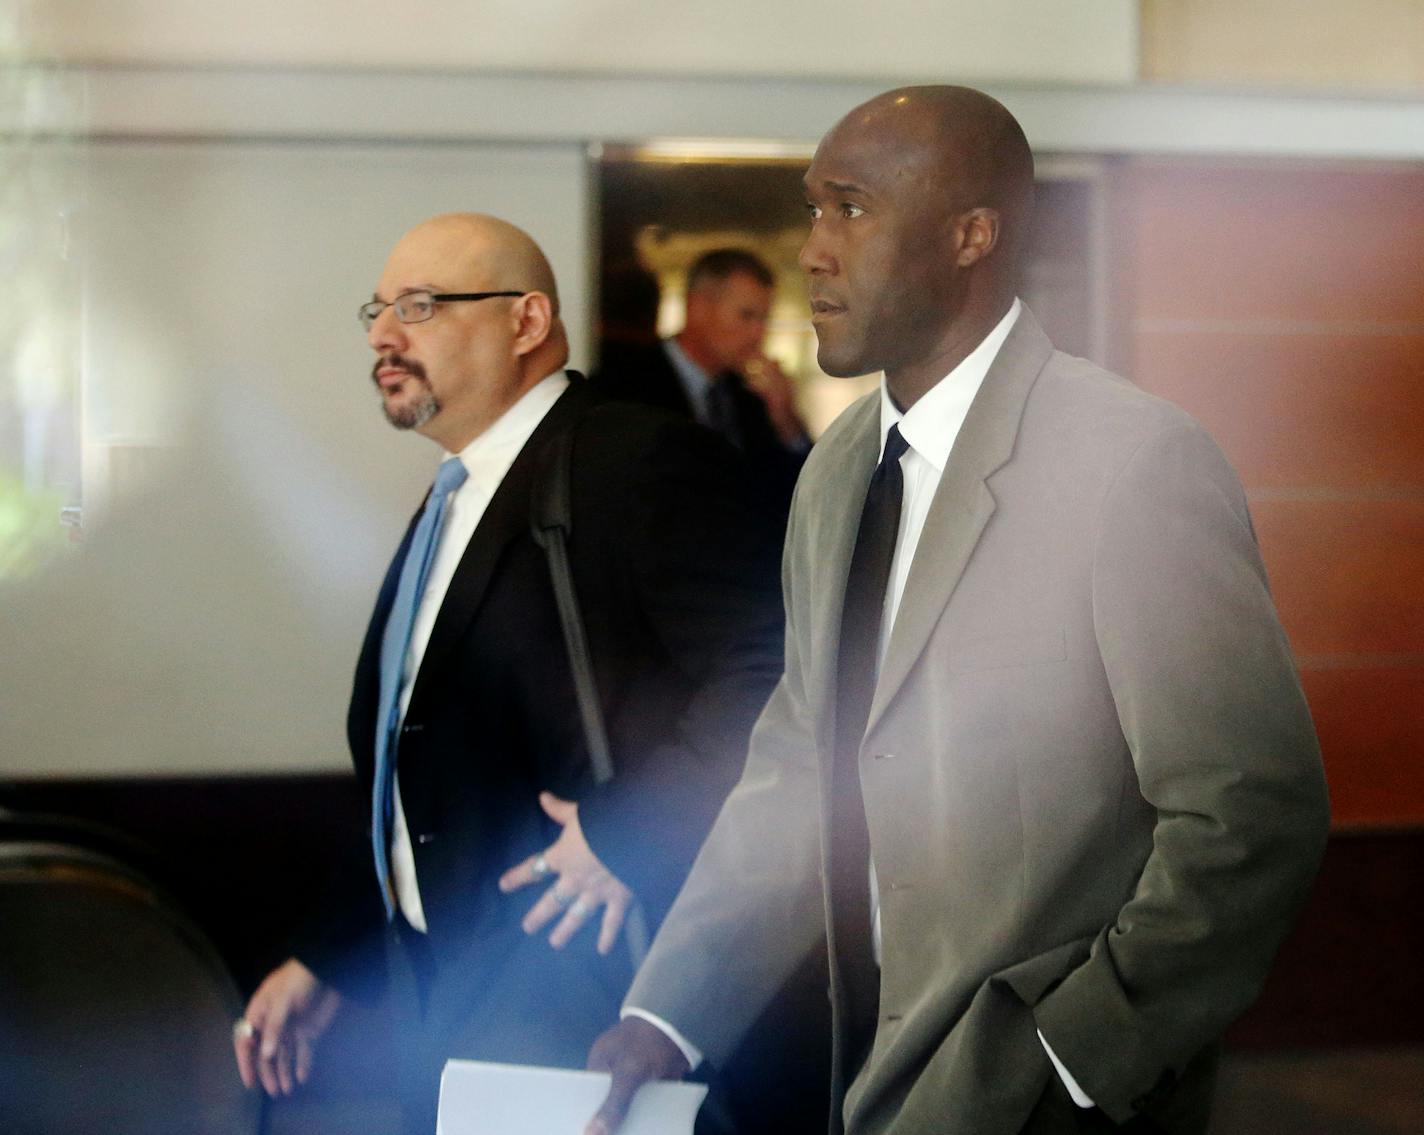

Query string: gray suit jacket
[627,307,1329,1134]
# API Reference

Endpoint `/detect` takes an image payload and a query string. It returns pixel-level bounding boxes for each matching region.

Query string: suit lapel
[803,395,882,752]
[406,378,593,716]
[865,308,1055,735]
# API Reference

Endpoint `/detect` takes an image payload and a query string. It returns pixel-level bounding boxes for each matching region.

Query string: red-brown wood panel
[1300,665,1424,826]
[1134,330,1424,492]
[1123,164,1424,324]
[1115,158,1424,827]
[1251,498,1424,658]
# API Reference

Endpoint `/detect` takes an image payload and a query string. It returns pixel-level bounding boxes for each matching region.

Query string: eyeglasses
[359,290,525,330]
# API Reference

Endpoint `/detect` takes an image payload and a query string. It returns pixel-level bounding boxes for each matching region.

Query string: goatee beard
[384,385,439,430]
[374,354,440,430]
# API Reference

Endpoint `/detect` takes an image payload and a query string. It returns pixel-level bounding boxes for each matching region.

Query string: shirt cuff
[1038,1029,1095,1108]
[621,1007,704,1072]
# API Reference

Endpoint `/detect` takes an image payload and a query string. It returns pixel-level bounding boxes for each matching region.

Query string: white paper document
[436,1059,708,1135]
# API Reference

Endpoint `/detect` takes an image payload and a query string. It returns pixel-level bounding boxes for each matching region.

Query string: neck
[885,293,1013,411]
[674,330,720,376]
[421,358,562,454]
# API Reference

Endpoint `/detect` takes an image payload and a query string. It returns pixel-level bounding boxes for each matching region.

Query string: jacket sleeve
[288,827,391,1003]
[1034,421,1330,1123]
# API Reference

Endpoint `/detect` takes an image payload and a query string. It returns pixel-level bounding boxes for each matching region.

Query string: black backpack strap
[530,413,616,786]
[530,408,650,966]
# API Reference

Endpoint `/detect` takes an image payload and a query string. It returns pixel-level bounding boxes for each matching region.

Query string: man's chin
[383,391,440,431]
[815,344,869,380]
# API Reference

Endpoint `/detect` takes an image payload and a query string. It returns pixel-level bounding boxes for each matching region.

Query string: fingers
[597,891,631,956]
[586,1060,644,1135]
[257,1002,290,1097]
[521,881,581,936]
[234,960,336,1099]
[498,849,555,894]
[233,1019,259,1090]
[584,1019,689,1135]
[295,1033,316,1087]
[539,791,577,824]
[548,895,597,951]
[275,1041,296,1096]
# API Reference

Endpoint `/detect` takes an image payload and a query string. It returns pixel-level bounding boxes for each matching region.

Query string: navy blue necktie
[831,423,908,1063]
[371,457,468,919]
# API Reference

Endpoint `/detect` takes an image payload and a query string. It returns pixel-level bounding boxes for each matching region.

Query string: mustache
[372,353,428,384]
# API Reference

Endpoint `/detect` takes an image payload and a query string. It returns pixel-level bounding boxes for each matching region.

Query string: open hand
[499,792,635,954]
[233,958,342,1097]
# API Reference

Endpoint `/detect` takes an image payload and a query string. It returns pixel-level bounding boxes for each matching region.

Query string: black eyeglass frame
[358,290,526,329]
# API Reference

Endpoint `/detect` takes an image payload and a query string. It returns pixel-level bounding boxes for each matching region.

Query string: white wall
[23,0,1140,86]
[0,138,589,775]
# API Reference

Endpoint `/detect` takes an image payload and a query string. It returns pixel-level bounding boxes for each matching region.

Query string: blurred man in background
[595,248,808,516]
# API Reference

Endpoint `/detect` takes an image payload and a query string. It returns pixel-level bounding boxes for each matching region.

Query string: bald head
[800,84,1035,405]
[367,213,567,452]
[828,86,1034,268]
[397,213,561,315]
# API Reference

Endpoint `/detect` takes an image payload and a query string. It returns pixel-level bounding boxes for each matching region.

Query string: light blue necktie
[371,456,469,919]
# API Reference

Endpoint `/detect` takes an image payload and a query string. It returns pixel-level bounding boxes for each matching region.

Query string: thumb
[540,791,577,825]
[586,1066,642,1135]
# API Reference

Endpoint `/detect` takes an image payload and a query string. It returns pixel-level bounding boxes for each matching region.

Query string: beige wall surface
[0,139,591,777]
[1143,0,1424,91]
[17,0,1139,85]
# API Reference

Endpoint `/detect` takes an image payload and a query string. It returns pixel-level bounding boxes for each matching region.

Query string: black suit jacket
[592,341,806,518]
[301,375,784,1072]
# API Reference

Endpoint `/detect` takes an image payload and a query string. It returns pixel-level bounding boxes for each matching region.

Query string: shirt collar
[448,370,570,487]
[878,298,1021,470]
[663,337,712,404]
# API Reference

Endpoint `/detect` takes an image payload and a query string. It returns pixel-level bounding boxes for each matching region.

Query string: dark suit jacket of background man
[297,377,784,1119]
[625,307,1330,1134]
[593,341,805,518]
[596,338,834,1134]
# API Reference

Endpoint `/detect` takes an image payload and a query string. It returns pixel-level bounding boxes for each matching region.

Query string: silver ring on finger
[551,889,575,908]
[568,897,590,918]
[233,1017,256,1040]
[531,854,551,880]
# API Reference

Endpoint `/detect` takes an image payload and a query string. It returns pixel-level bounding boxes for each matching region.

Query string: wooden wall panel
[1116,158,1424,827]
[1301,667,1424,827]
[1134,331,1424,491]
[1251,499,1424,657]
[1125,165,1424,324]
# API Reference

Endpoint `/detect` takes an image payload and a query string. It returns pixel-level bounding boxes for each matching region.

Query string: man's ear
[511,291,554,356]
[955,208,1001,268]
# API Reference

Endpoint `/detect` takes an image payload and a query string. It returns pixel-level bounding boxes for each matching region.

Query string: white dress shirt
[389,371,570,931]
[866,302,1093,1106]
[663,337,716,425]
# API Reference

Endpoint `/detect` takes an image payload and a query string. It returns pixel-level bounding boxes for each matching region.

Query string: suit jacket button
[402,723,424,734]
[416,833,436,845]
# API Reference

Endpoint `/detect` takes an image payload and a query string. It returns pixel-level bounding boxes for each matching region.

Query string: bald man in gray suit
[586,86,1328,1135]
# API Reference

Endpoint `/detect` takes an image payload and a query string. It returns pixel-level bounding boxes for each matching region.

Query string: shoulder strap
[530,409,651,966]
[530,414,615,786]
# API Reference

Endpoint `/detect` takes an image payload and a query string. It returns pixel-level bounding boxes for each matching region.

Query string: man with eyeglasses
[232,213,783,1134]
